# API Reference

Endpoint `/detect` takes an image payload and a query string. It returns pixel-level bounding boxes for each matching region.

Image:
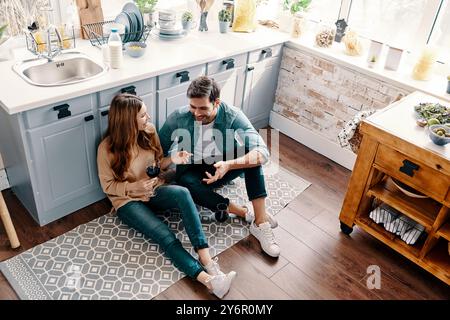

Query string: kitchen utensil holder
[82,20,151,49]
[25,25,76,56]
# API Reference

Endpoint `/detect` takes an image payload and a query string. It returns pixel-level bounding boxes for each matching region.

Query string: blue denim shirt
[158,102,270,169]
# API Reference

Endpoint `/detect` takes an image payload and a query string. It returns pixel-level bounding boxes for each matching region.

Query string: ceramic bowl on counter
[428,124,450,146]
[125,42,147,58]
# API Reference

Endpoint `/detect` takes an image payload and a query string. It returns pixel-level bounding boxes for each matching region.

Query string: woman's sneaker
[203,257,224,276]
[206,271,237,299]
[244,206,278,228]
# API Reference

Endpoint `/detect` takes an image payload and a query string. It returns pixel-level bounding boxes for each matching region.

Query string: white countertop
[0,27,289,115]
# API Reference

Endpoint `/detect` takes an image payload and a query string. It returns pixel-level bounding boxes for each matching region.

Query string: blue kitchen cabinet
[0,94,104,226]
[206,53,247,110]
[157,64,206,129]
[243,45,283,129]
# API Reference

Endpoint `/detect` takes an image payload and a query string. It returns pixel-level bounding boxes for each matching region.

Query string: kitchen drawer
[374,144,450,201]
[23,94,95,129]
[157,64,206,90]
[98,78,154,107]
[248,44,283,64]
[206,53,247,75]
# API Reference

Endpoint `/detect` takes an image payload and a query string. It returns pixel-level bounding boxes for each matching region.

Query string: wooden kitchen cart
[339,91,450,285]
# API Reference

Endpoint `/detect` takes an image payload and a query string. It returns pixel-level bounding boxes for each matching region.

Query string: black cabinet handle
[84,115,94,122]
[53,103,71,119]
[101,110,109,116]
[121,85,137,95]
[176,71,190,83]
[399,160,420,177]
[222,58,235,70]
[262,48,272,57]
[247,66,255,72]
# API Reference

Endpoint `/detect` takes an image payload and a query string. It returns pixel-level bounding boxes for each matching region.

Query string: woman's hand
[171,151,193,165]
[127,177,160,196]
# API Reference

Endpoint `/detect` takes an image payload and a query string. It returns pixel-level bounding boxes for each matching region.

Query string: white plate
[151,29,187,40]
[156,26,184,35]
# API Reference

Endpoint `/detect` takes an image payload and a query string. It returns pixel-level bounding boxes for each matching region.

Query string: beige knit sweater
[97,137,165,210]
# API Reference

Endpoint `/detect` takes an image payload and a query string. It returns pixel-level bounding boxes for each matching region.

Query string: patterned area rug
[1,167,310,300]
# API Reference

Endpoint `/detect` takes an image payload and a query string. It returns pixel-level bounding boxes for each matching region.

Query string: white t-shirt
[193,120,222,164]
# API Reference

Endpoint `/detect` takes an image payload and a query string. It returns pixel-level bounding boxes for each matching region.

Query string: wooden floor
[1,131,449,300]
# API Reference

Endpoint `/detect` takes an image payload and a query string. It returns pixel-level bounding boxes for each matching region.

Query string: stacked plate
[114,2,144,43]
[151,9,187,40]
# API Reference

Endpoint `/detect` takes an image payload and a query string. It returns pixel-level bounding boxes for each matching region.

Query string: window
[428,0,450,61]
[347,0,439,50]
[305,0,342,23]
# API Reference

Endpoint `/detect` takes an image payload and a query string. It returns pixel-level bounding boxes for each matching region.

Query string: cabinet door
[243,57,281,129]
[157,83,191,130]
[99,92,155,138]
[211,66,246,109]
[27,112,99,212]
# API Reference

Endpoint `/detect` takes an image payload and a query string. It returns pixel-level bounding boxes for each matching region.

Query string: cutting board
[76,0,104,39]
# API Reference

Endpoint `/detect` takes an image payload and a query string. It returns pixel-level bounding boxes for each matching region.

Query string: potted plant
[218,9,232,33]
[182,11,194,31]
[447,75,450,94]
[289,0,311,38]
[135,0,158,27]
[368,55,377,68]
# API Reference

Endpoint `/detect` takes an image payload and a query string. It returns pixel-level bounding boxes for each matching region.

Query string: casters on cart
[340,221,353,235]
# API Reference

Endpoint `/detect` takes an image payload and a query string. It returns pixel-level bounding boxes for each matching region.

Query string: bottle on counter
[108,28,123,69]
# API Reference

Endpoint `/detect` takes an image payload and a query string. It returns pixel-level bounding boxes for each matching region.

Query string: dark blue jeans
[116,185,207,279]
[177,163,267,213]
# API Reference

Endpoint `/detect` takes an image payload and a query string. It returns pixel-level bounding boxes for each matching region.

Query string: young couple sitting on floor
[97,76,279,299]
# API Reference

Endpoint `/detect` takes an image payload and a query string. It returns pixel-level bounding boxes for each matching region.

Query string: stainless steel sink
[13,52,108,86]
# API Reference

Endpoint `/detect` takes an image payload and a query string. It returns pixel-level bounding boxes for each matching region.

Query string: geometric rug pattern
[0,167,310,300]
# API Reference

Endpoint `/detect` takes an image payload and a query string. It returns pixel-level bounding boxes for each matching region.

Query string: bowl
[158,19,177,29]
[428,124,450,146]
[390,178,428,198]
[125,42,147,58]
[159,9,176,21]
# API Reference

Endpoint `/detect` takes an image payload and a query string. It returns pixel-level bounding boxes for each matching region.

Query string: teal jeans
[117,185,207,279]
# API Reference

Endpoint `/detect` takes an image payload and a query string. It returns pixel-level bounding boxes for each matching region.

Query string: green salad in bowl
[414,102,450,126]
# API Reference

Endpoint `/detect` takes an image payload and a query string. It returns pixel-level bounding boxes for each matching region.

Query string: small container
[446,76,450,94]
[385,46,403,71]
[428,124,450,146]
[314,22,335,48]
[125,42,147,58]
[367,40,383,66]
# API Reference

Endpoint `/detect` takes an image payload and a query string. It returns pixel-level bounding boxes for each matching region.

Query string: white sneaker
[207,271,237,299]
[203,257,224,276]
[250,221,281,257]
[244,206,278,228]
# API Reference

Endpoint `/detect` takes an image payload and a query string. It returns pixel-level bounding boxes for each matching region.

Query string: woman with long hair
[97,93,236,299]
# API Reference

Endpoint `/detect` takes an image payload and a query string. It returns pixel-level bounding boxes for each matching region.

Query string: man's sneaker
[206,271,237,299]
[203,257,224,276]
[250,222,280,257]
[244,206,278,228]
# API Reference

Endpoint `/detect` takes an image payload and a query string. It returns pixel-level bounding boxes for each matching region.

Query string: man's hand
[202,161,230,185]
[171,151,193,165]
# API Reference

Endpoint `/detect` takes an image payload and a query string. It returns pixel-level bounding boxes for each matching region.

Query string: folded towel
[369,204,399,225]
[401,223,425,245]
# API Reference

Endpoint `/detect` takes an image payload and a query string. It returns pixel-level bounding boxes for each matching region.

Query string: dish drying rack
[82,21,151,49]
[25,26,76,56]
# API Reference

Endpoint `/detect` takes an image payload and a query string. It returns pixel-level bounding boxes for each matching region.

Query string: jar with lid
[291,11,306,39]
[315,22,335,48]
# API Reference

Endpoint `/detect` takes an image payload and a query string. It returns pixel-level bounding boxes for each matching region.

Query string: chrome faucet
[39,24,63,61]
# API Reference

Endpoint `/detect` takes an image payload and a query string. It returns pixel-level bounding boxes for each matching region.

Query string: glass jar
[291,12,306,39]
[342,29,363,56]
[412,47,438,81]
[315,22,335,48]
